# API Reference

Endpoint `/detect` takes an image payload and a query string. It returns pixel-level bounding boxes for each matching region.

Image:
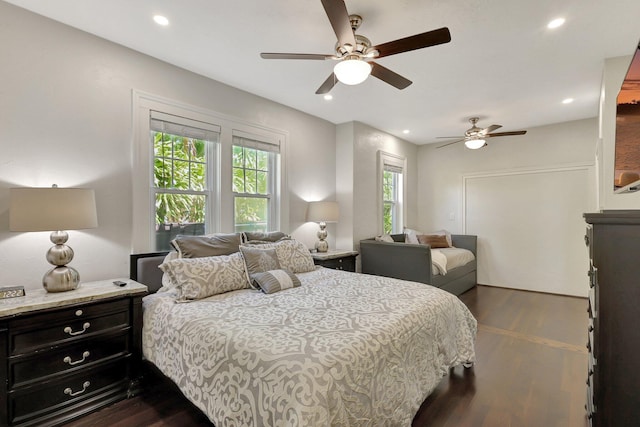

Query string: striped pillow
[252,269,301,294]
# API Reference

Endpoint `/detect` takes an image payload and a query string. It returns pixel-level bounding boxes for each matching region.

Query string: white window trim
[377,150,407,235]
[132,90,289,252]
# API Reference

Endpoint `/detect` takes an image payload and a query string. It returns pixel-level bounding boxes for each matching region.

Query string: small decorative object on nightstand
[311,249,358,272]
[0,279,147,427]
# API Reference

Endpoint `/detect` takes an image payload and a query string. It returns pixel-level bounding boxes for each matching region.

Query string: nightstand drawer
[10,332,130,388]
[9,358,129,426]
[10,302,130,355]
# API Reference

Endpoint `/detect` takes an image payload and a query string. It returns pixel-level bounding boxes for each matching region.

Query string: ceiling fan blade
[481,124,502,134]
[436,136,464,139]
[261,53,334,60]
[315,73,338,94]
[320,0,356,49]
[437,139,465,149]
[486,130,527,138]
[370,62,412,89]
[373,27,451,59]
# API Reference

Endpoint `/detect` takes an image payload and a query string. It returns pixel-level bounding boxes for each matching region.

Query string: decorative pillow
[252,269,301,294]
[374,234,395,243]
[170,233,242,258]
[239,246,281,288]
[253,239,316,273]
[278,239,316,273]
[159,252,249,302]
[404,227,421,244]
[427,229,453,247]
[417,234,450,248]
[159,251,179,291]
[242,231,289,243]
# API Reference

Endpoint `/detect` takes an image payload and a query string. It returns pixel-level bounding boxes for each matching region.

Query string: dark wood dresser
[0,279,147,427]
[584,210,640,427]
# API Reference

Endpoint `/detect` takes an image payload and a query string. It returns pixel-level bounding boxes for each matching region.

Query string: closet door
[465,167,590,296]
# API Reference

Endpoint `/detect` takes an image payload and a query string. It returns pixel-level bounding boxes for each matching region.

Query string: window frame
[132,90,288,252]
[150,116,219,250]
[231,139,280,232]
[377,150,407,235]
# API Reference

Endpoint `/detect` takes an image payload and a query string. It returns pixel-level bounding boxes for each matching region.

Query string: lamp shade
[334,59,372,85]
[10,187,98,232]
[464,139,486,150]
[306,201,339,223]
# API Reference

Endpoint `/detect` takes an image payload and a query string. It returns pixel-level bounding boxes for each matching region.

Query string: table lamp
[306,201,339,253]
[9,185,98,292]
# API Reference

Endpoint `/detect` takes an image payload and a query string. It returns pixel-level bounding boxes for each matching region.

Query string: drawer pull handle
[63,351,90,366]
[64,381,90,397]
[75,309,83,317]
[64,322,90,336]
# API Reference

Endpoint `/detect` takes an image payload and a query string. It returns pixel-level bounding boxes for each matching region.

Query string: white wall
[417,119,598,295]
[598,55,640,209]
[0,2,336,290]
[347,121,418,246]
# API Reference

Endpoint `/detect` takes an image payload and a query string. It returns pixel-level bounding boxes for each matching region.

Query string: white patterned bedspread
[142,267,477,427]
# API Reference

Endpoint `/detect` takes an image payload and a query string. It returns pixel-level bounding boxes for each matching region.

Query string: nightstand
[0,279,147,427]
[311,250,358,272]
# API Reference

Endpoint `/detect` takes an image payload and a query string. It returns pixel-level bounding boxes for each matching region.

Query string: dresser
[311,250,358,272]
[583,210,640,427]
[0,279,147,427]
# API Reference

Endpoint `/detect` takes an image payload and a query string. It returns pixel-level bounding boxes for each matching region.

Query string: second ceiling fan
[260,0,451,94]
[437,117,528,149]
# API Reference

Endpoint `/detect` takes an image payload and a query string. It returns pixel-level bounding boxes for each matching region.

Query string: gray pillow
[170,233,242,258]
[242,231,289,243]
[252,269,301,294]
[239,245,281,288]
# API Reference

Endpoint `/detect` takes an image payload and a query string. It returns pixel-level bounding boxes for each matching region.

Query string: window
[150,111,219,250]
[232,133,280,233]
[378,151,406,235]
[132,91,288,252]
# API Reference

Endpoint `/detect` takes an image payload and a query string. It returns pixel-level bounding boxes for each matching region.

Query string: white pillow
[404,227,421,245]
[375,234,395,243]
[159,252,249,302]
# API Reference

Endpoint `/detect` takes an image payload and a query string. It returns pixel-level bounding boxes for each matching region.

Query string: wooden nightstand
[0,279,147,427]
[311,250,358,272]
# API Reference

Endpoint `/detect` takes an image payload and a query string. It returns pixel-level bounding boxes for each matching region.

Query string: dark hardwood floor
[65,285,588,427]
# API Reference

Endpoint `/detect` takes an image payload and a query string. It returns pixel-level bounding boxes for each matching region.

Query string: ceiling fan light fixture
[464,139,486,150]
[334,59,372,85]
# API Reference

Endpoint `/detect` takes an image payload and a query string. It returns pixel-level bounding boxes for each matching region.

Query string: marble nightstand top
[310,249,358,261]
[0,279,148,318]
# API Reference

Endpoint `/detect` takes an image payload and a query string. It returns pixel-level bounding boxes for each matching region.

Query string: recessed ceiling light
[562,98,574,104]
[402,130,410,134]
[323,94,333,101]
[153,15,169,26]
[547,17,565,29]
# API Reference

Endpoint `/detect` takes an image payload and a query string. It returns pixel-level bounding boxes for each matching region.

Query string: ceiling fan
[260,0,451,94]
[436,117,527,149]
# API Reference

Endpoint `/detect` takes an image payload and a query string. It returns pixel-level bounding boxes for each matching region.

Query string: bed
[131,239,477,426]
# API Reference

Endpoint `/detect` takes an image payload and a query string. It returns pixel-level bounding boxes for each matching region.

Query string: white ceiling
[6,0,640,145]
